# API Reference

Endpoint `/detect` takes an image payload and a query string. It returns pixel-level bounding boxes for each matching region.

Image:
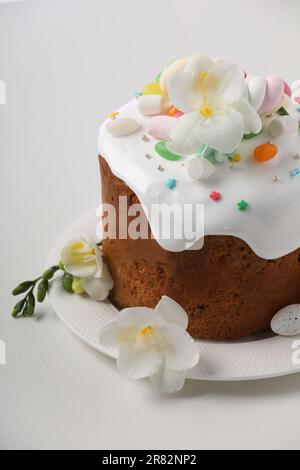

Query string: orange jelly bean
[167,106,181,116]
[253,143,278,163]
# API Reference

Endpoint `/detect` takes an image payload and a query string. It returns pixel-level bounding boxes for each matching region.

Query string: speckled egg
[271,304,300,336]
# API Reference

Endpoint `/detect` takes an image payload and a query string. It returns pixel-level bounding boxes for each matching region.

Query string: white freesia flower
[61,239,113,300]
[99,296,199,393]
[166,52,262,155]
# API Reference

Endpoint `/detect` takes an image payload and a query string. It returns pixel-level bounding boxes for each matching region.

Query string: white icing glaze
[99,98,300,259]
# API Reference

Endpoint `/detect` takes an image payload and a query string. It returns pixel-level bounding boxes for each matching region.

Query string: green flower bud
[72,277,84,295]
[12,281,34,296]
[12,298,26,317]
[25,292,35,316]
[42,266,59,281]
[37,279,48,303]
[63,272,73,293]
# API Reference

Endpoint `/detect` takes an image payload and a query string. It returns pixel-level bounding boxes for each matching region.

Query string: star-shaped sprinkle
[209,191,221,201]
[165,178,177,190]
[229,153,241,163]
[108,112,119,120]
[290,168,300,177]
[237,200,249,211]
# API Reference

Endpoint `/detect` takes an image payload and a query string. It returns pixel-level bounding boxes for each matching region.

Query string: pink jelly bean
[258,75,284,114]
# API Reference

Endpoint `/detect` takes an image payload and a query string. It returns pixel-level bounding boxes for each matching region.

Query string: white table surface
[1,0,300,450]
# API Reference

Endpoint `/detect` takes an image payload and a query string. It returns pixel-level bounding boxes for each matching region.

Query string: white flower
[61,239,113,300]
[166,52,262,155]
[99,296,199,393]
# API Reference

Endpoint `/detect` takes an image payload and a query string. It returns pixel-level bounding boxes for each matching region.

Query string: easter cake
[98,52,300,340]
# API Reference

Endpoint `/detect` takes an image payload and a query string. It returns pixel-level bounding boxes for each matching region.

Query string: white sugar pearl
[146,116,176,140]
[187,158,216,180]
[271,304,300,336]
[106,118,140,136]
[138,95,163,115]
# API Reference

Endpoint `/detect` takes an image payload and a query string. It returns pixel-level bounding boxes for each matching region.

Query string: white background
[1,0,300,450]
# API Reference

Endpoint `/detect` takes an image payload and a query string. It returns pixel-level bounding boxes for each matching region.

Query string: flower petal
[61,239,97,278]
[118,307,160,330]
[81,263,113,300]
[192,107,244,154]
[184,52,215,75]
[156,324,200,371]
[167,111,204,154]
[99,320,121,348]
[167,71,200,113]
[117,340,163,380]
[154,296,188,330]
[232,97,262,134]
[149,368,186,393]
[208,62,245,105]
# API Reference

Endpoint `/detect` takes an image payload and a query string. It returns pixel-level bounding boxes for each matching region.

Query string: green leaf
[12,280,34,296]
[58,260,64,270]
[277,107,289,116]
[37,279,48,303]
[63,272,73,293]
[25,292,35,316]
[12,298,26,317]
[42,265,59,280]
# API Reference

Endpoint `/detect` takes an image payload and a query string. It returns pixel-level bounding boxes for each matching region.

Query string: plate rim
[46,208,300,382]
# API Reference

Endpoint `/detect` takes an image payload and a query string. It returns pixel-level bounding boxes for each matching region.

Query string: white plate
[47,209,300,381]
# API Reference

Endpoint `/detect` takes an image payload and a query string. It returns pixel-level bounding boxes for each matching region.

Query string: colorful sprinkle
[108,112,119,119]
[253,143,278,163]
[155,140,182,161]
[237,200,249,211]
[290,168,300,177]
[165,178,177,190]
[209,191,221,201]
[297,107,300,113]
[229,153,241,163]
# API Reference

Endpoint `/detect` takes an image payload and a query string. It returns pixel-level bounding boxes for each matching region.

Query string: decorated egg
[253,143,278,163]
[146,116,176,140]
[271,305,300,336]
[246,76,266,110]
[106,118,140,137]
[187,158,216,180]
[258,75,284,114]
[160,57,188,97]
[139,95,163,115]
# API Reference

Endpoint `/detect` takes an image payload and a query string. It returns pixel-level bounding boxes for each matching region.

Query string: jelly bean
[253,143,278,163]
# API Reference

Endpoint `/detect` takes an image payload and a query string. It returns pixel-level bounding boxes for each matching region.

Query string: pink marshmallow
[258,75,284,114]
[146,115,177,141]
